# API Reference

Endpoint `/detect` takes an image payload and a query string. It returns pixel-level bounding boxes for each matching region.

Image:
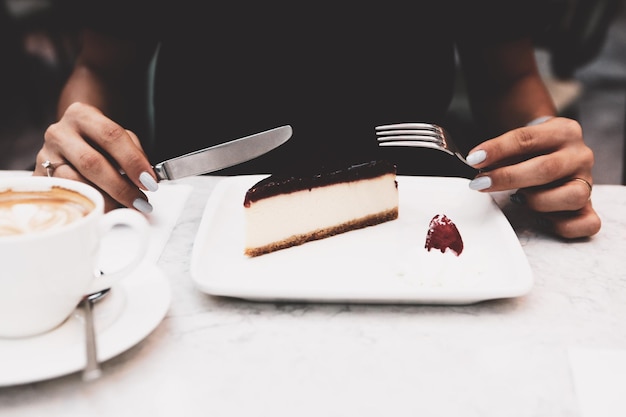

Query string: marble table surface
[1,173,625,417]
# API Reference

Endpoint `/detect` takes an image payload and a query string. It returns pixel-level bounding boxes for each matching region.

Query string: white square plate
[190,175,533,305]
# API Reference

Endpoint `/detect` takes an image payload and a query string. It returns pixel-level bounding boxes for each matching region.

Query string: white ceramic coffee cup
[0,176,150,338]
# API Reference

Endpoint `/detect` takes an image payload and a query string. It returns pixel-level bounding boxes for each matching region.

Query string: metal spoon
[81,288,110,381]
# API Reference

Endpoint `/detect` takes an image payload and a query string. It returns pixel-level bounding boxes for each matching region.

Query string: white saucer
[0,262,171,386]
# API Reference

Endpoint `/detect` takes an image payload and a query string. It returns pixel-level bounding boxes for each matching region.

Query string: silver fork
[375,122,471,166]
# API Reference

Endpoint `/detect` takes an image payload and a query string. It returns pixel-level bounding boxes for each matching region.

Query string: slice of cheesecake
[243,160,399,257]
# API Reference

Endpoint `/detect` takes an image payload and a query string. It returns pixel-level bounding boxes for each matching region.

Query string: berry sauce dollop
[424,214,464,256]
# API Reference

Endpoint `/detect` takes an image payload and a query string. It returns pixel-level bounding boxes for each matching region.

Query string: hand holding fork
[375,118,601,239]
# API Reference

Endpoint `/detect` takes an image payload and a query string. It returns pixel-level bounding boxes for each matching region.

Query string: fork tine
[377,135,441,143]
[375,122,437,131]
[376,129,439,136]
[375,122,471,166]
[378,140,454,155]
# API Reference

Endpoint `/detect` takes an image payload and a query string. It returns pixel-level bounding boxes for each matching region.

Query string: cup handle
[86,209,150,294]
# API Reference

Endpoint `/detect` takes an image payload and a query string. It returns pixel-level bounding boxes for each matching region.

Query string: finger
[124,129,159,191]
[62,102,157,192]
[538,202,601,239]
[126,129,143,148]
[467,118,583,170]
[43,124,153,212]
[62,167,143,213]
[35,152,151,213]
[41,163,120,210]
[33,152,55,177]
[34,149,79,180]
[517,177,593,212]
[470,148,581,192]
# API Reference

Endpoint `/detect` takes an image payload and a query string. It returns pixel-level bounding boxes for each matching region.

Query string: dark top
[81,1,558,178]
[243,159,397,206]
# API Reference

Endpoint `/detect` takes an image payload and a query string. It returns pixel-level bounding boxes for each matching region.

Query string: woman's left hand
[466,117,601,239]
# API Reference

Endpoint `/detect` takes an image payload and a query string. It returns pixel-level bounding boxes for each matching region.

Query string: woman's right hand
[33,102,158,213]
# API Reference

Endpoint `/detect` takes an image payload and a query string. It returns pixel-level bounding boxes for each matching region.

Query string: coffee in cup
[0,176,150,338]
[0,185,95,237]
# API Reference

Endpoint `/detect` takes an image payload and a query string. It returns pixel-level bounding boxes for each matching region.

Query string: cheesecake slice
[243,160,399,257]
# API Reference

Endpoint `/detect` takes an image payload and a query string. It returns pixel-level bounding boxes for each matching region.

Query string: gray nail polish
[526,116,554,126]
[139,171,158,192]
[469,176,492,191]
[133,198,153,214]
[466,150,486,166]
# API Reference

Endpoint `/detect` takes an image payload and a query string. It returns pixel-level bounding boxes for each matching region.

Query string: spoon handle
[82,298,102,381]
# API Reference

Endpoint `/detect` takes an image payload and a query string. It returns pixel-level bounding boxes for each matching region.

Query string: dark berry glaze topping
[243,160,397,207]
[425,214,464,256]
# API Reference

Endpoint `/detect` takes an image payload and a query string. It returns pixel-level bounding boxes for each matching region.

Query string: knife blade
[153,125,293,180]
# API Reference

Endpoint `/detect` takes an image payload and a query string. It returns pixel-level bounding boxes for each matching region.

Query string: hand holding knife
[37,100,292,213]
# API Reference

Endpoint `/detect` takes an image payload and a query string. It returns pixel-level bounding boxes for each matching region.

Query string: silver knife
[153,125,293,180]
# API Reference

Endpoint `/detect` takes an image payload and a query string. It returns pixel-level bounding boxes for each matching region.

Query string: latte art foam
[0,187,95,236]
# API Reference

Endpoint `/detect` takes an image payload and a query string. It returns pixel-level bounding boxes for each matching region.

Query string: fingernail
[510,192,526,205]
[466,150,486,166]
[133,198,153,214]
[526,116,554,126]
[139,171,158,192]
[469,176,492,191]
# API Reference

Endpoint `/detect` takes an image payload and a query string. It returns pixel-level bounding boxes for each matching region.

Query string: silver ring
[571,177,592,200]
[41,160,67,177]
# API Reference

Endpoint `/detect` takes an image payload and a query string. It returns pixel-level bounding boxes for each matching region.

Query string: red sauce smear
[425,214,463,256]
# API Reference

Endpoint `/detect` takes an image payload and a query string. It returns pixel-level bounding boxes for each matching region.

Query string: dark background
[1,0,624,184]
